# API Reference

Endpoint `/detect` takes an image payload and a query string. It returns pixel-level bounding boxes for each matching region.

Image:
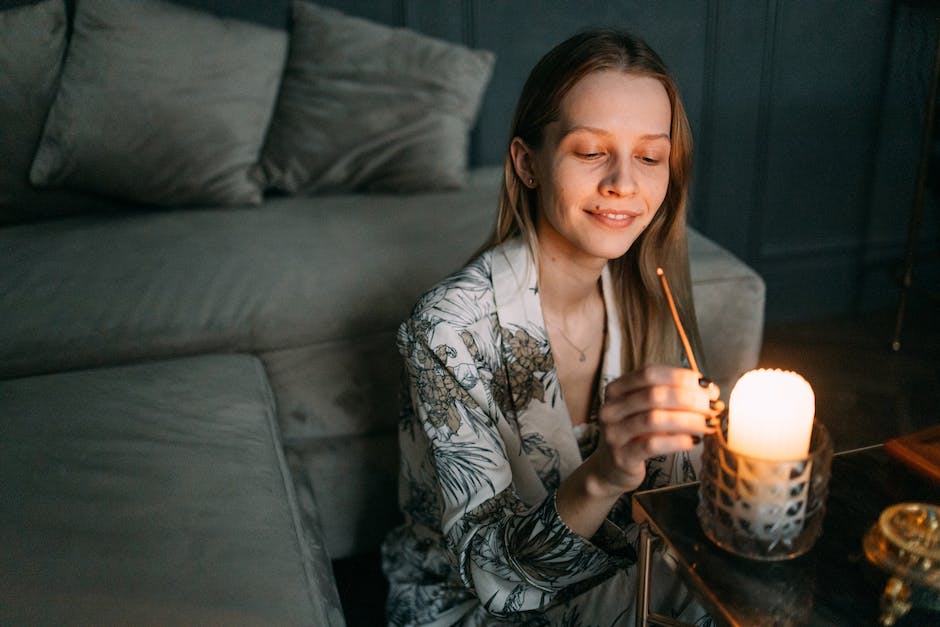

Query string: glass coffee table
[632,445,940,626]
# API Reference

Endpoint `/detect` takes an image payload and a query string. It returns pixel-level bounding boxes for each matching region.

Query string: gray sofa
[1,1,766,624]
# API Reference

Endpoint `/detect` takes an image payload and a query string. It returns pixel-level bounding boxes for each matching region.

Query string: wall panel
[693,0,774,259]
[470,0,710,165]
[314,0,404,24]
[760,1,890,255]
[401,0,469,45]
[868,4,937,245]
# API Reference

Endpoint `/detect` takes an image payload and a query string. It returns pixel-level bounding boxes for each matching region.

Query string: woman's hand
[556,366,720,539]
[588,366,721,496]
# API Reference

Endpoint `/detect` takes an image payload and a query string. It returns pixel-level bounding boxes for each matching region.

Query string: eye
[637,154,663,165]
[577,151,605,160]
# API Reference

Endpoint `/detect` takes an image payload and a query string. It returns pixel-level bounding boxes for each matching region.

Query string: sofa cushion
[258,1,495,194]
[0,0,121,225]
[0,354,343,625]
[0,0,64,222]
[28,0,288,207]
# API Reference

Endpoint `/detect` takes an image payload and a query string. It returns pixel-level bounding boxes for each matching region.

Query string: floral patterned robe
[382,238,705,627]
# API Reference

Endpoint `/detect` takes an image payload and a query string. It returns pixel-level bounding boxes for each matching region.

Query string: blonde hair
[481,30,702,372]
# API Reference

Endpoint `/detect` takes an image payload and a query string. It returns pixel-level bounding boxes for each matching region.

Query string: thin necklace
[546,319,590,362]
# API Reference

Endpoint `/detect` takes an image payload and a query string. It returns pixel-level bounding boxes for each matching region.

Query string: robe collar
[490,237,623,386]
[490,238,624,482]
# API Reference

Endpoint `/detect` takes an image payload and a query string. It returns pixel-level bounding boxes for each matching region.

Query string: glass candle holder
[697,422,833,560]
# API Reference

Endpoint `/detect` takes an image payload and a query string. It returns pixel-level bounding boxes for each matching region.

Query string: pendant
[579,353,587,362]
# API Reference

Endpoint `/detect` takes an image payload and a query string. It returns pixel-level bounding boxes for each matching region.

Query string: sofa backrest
[0,168,503,381]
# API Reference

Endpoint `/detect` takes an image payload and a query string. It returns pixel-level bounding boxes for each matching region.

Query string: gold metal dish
[863,502,940,625]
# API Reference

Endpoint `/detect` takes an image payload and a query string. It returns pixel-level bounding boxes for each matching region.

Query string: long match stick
[656,267,699,374]
[657,268,725,435]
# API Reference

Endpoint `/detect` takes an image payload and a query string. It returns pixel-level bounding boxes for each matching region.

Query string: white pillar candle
[727,369,815,460]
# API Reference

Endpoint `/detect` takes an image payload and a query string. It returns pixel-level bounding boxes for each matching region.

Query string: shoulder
[405,249,496,331]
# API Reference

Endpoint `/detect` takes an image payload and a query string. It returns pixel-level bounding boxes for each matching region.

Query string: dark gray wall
[322,0,939,323]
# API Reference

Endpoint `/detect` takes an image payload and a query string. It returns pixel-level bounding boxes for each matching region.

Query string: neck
[536,231,606,321]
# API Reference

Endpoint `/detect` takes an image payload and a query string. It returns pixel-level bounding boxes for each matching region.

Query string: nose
[601,156,638,197]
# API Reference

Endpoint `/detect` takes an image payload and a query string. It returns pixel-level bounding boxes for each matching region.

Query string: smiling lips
[586,208,640,226]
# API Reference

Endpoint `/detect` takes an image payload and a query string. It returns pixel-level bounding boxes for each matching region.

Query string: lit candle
[727,369,815,460]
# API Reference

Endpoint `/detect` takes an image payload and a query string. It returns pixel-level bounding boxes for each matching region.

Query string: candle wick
[656,267,699,373]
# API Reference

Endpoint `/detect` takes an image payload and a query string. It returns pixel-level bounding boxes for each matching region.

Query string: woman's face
[520,70,672,264]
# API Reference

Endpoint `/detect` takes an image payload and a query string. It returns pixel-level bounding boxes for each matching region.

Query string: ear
[509,137,538,188]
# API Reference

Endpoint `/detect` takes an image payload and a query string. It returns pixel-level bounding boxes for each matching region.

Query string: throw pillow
[258,1,495,194]
[0,0,96,225]
[28,0,288,207]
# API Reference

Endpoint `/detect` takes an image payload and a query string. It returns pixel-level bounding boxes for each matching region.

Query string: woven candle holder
[697,422,833,560]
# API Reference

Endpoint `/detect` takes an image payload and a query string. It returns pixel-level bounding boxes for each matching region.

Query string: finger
[603,410,713,448]
[709,399,726,415]
[697,376,722,401]
[600,384,712,423]
[606,366,722,406]
[618,432,697,461]
[605,365,692,400]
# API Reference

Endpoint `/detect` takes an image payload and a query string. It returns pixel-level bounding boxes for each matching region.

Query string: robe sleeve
[397,314,630,617]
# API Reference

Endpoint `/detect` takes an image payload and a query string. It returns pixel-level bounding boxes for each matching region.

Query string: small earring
[528,177,535,186]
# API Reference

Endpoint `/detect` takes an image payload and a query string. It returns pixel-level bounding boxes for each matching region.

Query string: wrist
[556,459,624,539]
[581,454,630,501]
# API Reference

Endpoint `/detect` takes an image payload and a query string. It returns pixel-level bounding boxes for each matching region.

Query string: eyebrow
[560,125,671,142]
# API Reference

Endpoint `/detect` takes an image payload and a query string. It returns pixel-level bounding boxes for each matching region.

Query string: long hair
[481,29,702,372]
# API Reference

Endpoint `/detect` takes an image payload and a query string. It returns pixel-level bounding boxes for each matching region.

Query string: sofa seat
[0,354,343,626]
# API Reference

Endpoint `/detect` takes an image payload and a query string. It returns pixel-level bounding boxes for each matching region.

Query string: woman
[382,30,720,626]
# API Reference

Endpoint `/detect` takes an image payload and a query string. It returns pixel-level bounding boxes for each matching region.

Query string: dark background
[321,0,940,324]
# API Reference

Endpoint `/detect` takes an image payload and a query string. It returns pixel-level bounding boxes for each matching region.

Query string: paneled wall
[322,0,939,322]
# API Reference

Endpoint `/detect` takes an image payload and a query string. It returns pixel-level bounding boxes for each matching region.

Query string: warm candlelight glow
[727,369,815,460]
